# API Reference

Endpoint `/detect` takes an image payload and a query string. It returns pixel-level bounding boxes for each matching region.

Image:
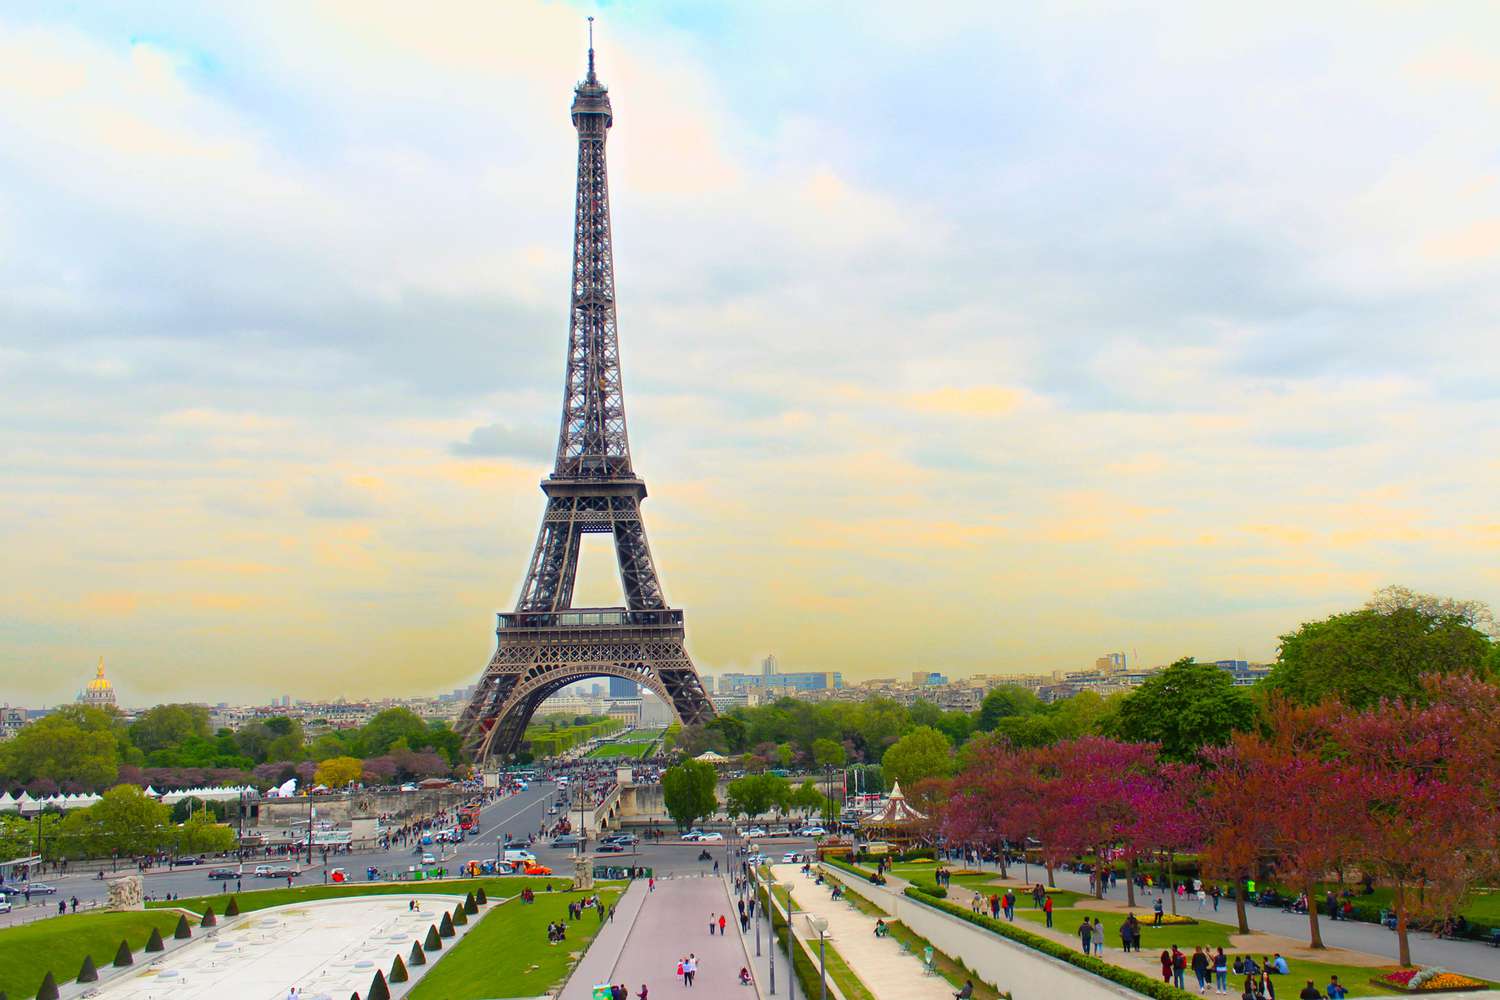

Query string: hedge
[903,887,1198,1000]
[827,856,946,897]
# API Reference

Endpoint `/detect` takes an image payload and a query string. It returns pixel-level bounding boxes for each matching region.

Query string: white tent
[693,750,728,763]
[0,792,16,813]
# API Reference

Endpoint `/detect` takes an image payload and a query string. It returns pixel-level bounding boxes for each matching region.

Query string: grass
[586,742,652,759]
[776,885,876,1000]
[0,909,187,1000]
[149,876,572,916]
[1015,899,1237,950]
[406,887,621,1000]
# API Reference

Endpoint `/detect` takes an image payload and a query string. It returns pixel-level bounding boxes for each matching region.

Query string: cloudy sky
[2,1,1497,704]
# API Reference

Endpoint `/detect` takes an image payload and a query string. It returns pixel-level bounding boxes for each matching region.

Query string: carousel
[859,780,929,850]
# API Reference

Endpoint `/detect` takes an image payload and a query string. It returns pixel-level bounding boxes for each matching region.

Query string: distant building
[762,654,778,677]
[718,670,842,694]
[1215,660,1273,687]
[911,671,948,687]
[0,706,26,740]
[1095,652,1128,672]
[77,657,117,709]
[609,677,640,698]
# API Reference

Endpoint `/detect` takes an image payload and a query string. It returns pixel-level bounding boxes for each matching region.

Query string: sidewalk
[583,877,752,996]
[770,863,952,1000]
[560,880,650,1000]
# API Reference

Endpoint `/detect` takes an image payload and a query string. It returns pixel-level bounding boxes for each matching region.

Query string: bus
[458,806,480,832]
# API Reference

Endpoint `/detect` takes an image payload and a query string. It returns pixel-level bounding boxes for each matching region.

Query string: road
[1,782,812,927]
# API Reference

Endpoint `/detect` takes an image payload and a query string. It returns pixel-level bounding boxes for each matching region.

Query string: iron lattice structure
[458,42,715,762]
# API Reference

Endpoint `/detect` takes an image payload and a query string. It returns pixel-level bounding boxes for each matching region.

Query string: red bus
[458,806,480,832]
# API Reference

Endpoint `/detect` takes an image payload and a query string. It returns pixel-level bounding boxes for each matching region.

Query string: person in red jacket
[1043,895,1054,927]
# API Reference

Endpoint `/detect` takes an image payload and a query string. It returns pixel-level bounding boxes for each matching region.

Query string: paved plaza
[87,895,467,1000]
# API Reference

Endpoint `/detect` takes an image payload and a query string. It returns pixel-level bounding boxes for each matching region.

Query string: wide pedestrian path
[570,876,752,998]
[963,859,1500,980]
[770,863,953,1000]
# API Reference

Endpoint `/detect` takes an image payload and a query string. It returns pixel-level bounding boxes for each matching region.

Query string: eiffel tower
[458,32,715,762]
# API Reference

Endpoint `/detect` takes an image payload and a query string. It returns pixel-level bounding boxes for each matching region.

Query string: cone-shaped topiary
[424,925,442,950]
[114,939,134,967]
[77,956,99,984]
[367,970,390,1000]
[475,887,487,905]
[145,928,165,953]
[463,892,477,915]
[451,904,467,926]
[389,954,409,984]
[350,993,360,1000]
[174,914,192,939]
[438,912,455,937]
[224,896,240,917]
[36,972,59,1000]
[409,941,426,966]
[201,905,217,927]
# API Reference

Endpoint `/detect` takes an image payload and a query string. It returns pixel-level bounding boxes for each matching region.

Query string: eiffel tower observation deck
[458,28,715,762]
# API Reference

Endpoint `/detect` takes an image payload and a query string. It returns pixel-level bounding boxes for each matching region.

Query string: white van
[503,849,537,864]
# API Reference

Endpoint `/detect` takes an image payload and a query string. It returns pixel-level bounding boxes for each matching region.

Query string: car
[252,865,272,877]
[207,869,237,880]
[602,834,638,846]
[400,783,418,792]
[769,827,791,837]
[596,843,626,853]
[420,853,437,865]
[547,806,558,815]
[504,849,539,863]
[552,834,581,848]
[174,855,203,866]
[521,860,553,876]
[24,882,57,894]
[742,827,767,838]
[782,852,802,863]
[0,897,10,915]
[800,827,827,837]
[268,866,296,878]
[697,832,724,842]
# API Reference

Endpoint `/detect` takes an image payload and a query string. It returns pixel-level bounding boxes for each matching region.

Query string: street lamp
[783,880,797,1000]
[763,870,777,996]
[808,915,829,1000]
[751,866,762,957]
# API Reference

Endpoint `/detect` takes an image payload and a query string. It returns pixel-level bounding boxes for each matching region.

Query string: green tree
[308,733,351,761]
[976,686,1041,732]
[314,756,364,787]
[1110,658,1254,760]
[0,713,120,790]
[358,708,429,756]
[175,811,237,854]
[791,780,826,817]
[661,760,719,832]
[880,726,954,788]
[1268,604,1495,709]
[726,773,780,820]
[811,738,846,768]
[129,704,211,754]
[61,785,173,858]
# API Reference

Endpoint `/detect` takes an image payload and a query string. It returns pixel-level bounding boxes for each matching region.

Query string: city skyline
[3,2,1499,703]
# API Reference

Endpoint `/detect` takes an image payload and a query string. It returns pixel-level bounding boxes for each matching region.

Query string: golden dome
[86,656,112,692]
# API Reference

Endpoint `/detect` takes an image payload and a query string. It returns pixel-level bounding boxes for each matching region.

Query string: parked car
[769,827,791,837]
[174,855,204,866]
[596,843,626,853]
[782,852,802,863]
[252,865,273,877]
[0,896,11,914]
[552,834,581,848]
[520,860,553,876]
[24,882,57,894]
[207,869,237,880]
[504,849,539,863]
[742,827,768,838]
[800,827,827,837]
[602,834,638,846]
[420,853,437,865]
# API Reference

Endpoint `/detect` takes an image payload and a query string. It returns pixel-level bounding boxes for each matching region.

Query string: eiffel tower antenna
[457,33,715,762]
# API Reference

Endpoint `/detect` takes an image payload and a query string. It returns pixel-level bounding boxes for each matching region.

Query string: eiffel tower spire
[457,30,715,762]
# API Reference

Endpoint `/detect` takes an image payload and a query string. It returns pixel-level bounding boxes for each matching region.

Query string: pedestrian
[1043,894,1053,928]
[287,987,299,1000]
[649,877,655,892]
[685,954,697,987]
[709,913,715,935]
[676,958,684,982]
[1153,897,1164,926]
[610,904,616,922]
[1078,918,1092,954]
[638,986,649,1000]
[1092,917,1103,955]
[1214,947,1229,995]
[718,914,726,936]
[1173,946,1187,990]
[1161,950,1173,984]
[1192,946,1210,994]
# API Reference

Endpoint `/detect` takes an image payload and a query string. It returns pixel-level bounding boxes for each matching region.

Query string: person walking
[684,954,697,987]
[718,914,726,936]
[1160,950,1173,984]
[1214,947,1229,995]
[1043,894,1053,927]
[1192,946,1210,994]
[1172,946,1187,990]
[708,913,716,936]
[1078,918,1093,954]
[1153,897,1164,926]
[1092,917,1103,955]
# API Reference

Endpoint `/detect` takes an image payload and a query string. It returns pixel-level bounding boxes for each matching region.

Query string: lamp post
[784,879,797,1000]
[808,915,829,1000]
[763,870,777,996]
[752,865,762,956]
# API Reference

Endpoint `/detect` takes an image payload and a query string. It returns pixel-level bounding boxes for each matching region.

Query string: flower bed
[1372,967,1488,993]
[1152,913,1199,926]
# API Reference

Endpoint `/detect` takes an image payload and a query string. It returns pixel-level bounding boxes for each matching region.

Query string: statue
[107,875,144,911]
[571,855,594,891]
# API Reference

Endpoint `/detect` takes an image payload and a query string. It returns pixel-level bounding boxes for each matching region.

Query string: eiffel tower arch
[457,34,715,763]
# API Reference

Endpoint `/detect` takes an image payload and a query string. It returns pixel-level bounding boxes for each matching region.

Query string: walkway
[770,864,952,1000]
[571,877,753,998]
[959,859,1500,980]
[560,880,649,1000]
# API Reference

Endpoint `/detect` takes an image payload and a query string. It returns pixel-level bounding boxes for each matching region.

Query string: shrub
[389,954,409,983]
[475,887,488,905]
[425,924,443,949]
[36,972,59,1000]
[904,887,1197,1000]
[440,912,456,936]
[225,896,240,916]
[367,969,391,1000]
[77,956,98,984]
[174,914,192,939]
[451,904,467,926]
[409,941,427,965]
[145,928,165,952]
[201,905,217,927]
[464,892,478,915]
[113,939,134,967]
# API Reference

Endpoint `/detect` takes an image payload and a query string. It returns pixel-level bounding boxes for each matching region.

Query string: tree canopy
[1110,658,1254,760]
[661,760,719,832]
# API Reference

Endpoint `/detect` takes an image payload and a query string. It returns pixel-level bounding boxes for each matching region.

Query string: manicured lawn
[1016,902,1236,950]
[586,742,652,759]
[406,887,621,1000]
[150,876,572,916]
[0,909,187,1000]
